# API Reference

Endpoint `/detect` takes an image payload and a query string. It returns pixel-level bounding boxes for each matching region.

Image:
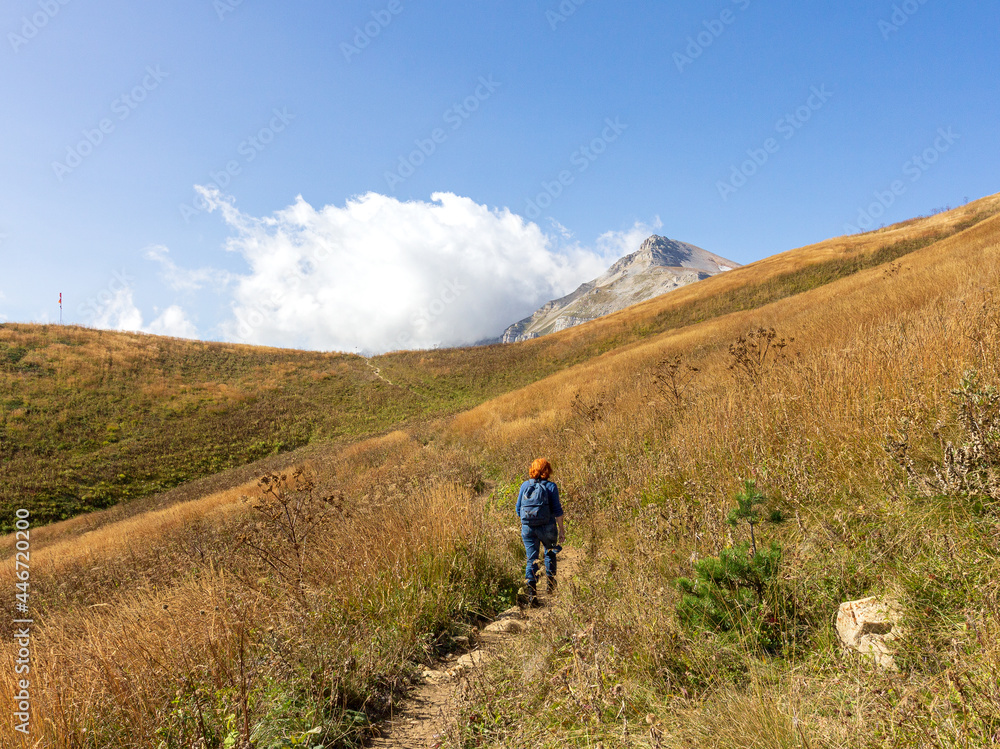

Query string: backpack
[519,480,552,526]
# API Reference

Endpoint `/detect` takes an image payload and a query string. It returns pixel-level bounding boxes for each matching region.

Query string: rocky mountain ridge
[500,235,739,343]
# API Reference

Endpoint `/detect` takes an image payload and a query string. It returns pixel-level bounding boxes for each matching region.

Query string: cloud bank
[190,189,654,353]
[91,287,198,339]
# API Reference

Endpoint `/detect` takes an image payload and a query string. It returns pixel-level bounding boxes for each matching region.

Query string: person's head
[529,458,552,481]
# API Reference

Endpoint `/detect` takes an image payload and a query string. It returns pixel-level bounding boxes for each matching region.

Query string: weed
[652,356,700,407]
[887,371,1000,505]
[728,327,793,387]
[238,469,341,612]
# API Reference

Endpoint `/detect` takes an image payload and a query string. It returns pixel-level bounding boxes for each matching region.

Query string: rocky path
[369,547,580,748]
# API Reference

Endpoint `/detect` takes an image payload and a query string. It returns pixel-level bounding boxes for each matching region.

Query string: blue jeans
[521,521,559,584]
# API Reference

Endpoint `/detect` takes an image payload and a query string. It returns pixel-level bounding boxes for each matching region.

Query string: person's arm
[551,483,565,543]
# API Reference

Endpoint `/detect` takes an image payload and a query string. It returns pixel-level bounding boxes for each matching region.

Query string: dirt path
[364,358,396,387]
[369,547,581,748]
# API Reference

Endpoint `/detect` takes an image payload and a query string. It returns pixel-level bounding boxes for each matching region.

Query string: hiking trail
[369,547,581,748]
[363,358,396,387]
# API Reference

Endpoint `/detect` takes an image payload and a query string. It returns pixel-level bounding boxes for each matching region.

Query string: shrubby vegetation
[439,202,1000,747]
[676,481,792,655]
[2,197,999,747]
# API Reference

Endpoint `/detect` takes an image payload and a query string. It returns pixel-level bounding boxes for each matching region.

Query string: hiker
[516,458,565,606]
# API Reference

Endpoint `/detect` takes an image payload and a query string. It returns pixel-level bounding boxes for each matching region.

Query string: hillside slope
[440,204,1000,749]
[2,194,999,748]
[1,194,997,530]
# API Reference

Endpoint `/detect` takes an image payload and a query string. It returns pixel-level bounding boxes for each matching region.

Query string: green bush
[677,541,785,652]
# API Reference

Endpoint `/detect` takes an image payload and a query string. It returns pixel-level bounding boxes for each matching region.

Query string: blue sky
[1,0,997,351]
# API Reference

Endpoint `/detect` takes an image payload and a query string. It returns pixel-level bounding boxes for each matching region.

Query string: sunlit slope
[451,204,1000,442]
[376,192,999,383]
[2,193,996,528]
[423,203,1000,749]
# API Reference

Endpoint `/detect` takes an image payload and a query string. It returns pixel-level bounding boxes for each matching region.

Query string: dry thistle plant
[727,327,793,387]
[887,371,1000,502]
[651,356,700,407]
[238,468,343,611]
[571,390,606,423]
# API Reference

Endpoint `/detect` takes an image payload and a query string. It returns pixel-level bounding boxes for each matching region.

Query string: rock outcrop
[836,597,904,670]
[501,235,739,343]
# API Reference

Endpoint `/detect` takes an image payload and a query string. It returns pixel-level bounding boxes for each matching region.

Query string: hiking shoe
[526,580,541,608]
[546,576,557,595]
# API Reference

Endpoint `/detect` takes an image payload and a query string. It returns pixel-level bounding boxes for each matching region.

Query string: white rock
[454,650,485,670]
[483,619,523,634]
[836,597,904,670]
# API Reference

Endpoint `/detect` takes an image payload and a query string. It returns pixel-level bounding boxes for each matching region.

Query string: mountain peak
[638,234,691,262]
[501,235,740,343]
[597,235,737,286]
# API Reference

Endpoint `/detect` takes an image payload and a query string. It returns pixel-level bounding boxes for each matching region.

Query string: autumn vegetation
[1,193,999,747]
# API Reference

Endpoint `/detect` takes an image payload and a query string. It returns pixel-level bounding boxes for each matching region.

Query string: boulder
[836,597,904,670]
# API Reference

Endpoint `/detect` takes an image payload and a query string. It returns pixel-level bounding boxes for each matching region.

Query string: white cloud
[145,245,233,292]
[192,189,634,353]
[90,287,197,339]
[549,218,574,240]
[91,287,144,332]
[147,305,199,338]
[593,217,663,260]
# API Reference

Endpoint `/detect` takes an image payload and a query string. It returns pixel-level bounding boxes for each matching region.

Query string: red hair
[529,458,552,480]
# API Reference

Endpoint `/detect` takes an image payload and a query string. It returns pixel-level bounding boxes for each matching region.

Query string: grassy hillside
[2,195,999,748]
[439,206,1000,747]
[3,194,998,531]
[0,330,428,528]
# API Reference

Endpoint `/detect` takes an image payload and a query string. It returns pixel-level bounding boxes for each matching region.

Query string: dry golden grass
[0,473,511,748]
[453,211,1000,449]
[0,482,257,563]
[0,483,258,609]
[438,208,1000,748]
[3,198,1000,747]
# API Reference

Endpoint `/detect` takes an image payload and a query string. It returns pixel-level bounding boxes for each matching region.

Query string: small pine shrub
[677,479,794,653]
[726,479,768,554]
[677,541,785,652]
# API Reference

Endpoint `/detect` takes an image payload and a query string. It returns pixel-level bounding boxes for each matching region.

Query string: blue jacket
[515,479,563,523]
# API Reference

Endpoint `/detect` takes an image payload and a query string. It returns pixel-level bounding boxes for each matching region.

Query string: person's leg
[544,549,558,586]
[521,524,541,585]
[539,522,559,588]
